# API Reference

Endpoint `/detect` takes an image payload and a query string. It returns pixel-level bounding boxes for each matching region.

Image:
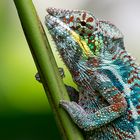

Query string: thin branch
[13,0,84,140]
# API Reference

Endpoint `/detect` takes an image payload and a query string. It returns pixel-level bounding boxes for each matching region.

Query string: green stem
[13,0,84,140]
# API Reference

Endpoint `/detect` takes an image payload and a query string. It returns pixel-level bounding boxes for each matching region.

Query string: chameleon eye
[80,21,86,26]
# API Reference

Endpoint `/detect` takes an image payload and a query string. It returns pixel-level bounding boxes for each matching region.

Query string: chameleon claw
[59,100,70,110]
[35,72,41,82]
[58,67,65,78]
[59,100,78,114]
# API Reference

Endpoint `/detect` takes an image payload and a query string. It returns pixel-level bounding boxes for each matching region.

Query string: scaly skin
[45,8,140,140]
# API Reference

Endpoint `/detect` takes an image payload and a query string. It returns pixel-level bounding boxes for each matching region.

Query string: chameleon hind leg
[35,67,79,103]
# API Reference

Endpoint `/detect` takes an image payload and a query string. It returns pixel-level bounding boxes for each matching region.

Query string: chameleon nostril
[46,7,57,15]
[46,7,52,12]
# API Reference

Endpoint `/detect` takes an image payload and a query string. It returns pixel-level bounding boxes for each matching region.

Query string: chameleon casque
[44,7,140,140]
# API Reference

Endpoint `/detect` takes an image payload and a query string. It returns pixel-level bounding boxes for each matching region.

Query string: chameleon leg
[60,100,93,131]
[60,73,127,131]
[35,68,79,102]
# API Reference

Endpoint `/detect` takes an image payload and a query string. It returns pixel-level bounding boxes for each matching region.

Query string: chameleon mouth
[45,8,93,57]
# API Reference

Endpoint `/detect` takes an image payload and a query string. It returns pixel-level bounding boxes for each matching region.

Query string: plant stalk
[13,0,84,140]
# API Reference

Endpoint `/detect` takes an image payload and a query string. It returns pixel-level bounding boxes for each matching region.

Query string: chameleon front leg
[60,73,127,131]
[35,68,79,102]
[60,100,92,131]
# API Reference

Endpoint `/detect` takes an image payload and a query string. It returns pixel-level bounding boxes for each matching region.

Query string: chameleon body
[45,8,140,140]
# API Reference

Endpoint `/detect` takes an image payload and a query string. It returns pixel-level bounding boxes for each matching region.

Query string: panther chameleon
[42,7,140,140]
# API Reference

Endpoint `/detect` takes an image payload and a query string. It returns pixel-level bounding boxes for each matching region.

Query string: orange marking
[68,16,74,23]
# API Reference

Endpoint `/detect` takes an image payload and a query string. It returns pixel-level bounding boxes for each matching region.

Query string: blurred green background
[0,1,63,140]
[0,0,140,140]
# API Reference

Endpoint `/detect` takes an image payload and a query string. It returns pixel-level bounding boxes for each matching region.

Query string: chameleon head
[45,7,124,71]
[45,8,104,70]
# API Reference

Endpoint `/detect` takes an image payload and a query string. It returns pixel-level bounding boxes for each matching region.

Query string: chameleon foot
[35,72,41,82]
[59,100,91,130]
[35,68,79,102]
